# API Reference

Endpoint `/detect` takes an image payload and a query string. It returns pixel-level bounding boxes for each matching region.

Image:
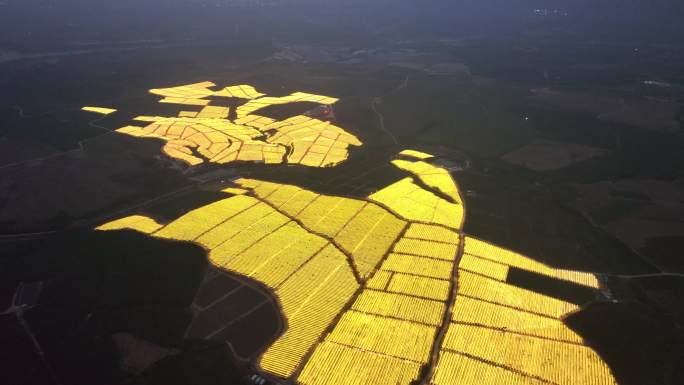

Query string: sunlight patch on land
[391,159,462,202]
[369,177,463,229]
[82,106,117,115]
[298,221,460,385]
[430,237,615,385]
[100,82,360,168]
[93,130,615,384]
[464,237,600,289]
[398,149,434,160]
[96,215,163,233]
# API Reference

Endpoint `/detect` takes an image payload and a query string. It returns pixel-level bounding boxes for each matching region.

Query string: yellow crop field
[398,149,434,160]
[349,213,406,278]
[404,223,460,244]
[382,253,454,280]
[431,351,549,385]
[451,295,582,343]
[387,273,450,301]
[103,82,360,168]
[298,341,422,385]
[326,310,436,362]
[96,215,162,233]
[95,110,616,385]
[352,289,444,326]
[366,271,392,290]
[335,204,404,277]
[369,177,463,229]
[150,81,216,99]
[391,159,461,202]
[262,245,358,377]
[236,92,339,118]
[295,195,347,229]
[223,223,326,288]
[196,106,230,119]
[82,106,117,115]
[160,97,210,106]
[266,115,362,167]
[464,237,600,288]
[213,84,265,99]
[393,238,458,261]
[441,323,615,385]
[154,195,259,241]
[307,200,368,238]
[458,253,509,281]
[458,270,578,318]
[429,237,615,385]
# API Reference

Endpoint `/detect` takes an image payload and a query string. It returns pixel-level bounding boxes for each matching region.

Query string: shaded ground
[574,179,684,273]
[501,140,607,171]
[566,276,684,385]
[0,229,273,385]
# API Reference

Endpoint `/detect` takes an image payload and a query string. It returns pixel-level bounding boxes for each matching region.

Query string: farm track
[370,76,408,145]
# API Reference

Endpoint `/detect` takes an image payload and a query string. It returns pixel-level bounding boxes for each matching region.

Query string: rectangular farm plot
[296,195,346,229]
[336,204,406,279]
[278,189,320,218]
[393,238,458,261]
[464,237,599,288]
[451,295,582,343]
[352,289,445,326]
[366,271,393,290]
[386,273,450,301]
[260,245,358,378]
[196,202,279,249]
[370,178,463,229]
[458,271,578,318]
[297,341,422,385]
[442,323,616,385]
[208,212,290,267]
[404,223,460,244]
[154,195,258,241]
[315,200,367,238]
[326,311,436,362]
[225,222,328,288]
[431,351,549,385]
[382,253,454,280]
[458,253,509,281]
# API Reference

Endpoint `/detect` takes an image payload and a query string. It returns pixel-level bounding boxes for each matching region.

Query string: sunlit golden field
[94,84,617,385]
[93,81,361,167]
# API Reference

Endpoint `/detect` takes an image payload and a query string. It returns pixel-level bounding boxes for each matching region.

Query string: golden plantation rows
[92,82,617,385]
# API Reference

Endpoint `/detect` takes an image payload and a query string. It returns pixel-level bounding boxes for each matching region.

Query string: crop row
[441,323,616,385]
[326,310,436,362]
[259,244,358,378]
[457,271,578,318]
[451,295,582,343]
[351,289,444,326]
[391,159,461,202]
[369,177,462,229]
[404,223,460,244]
[96,215,163,234]
[464,237,600,288]
[298,341,422,385]
[431,351,549,385]
[393,238,458,261]
[154,195,259,241]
